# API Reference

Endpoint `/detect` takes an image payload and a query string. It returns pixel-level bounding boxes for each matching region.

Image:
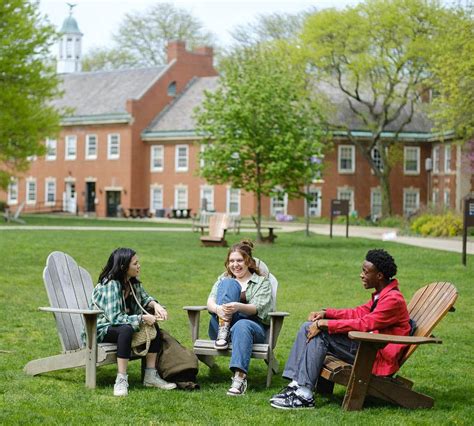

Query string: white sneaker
[227,375,247,396]
[214,324,230,350]
[114,375,129,397]
[143,369,177,390]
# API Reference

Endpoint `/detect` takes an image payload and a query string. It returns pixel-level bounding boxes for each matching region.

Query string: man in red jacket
[270,248,410,410]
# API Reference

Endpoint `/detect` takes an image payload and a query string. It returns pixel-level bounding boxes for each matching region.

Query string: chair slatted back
[43,251,94,352]
[208,213,228,238]
[401,281,457,365]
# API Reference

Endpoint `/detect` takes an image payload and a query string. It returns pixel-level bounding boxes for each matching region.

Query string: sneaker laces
[230,375,246,392]
[217,324,230,340]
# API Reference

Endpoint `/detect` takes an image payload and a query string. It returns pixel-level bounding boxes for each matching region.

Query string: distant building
[1,10,472,219]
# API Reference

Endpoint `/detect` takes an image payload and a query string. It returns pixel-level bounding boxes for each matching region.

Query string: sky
[38,0,362,54]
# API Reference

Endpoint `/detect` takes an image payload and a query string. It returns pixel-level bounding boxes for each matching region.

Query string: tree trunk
[256,191,263,242]
[305,183,311,237]
[380,171,392,217]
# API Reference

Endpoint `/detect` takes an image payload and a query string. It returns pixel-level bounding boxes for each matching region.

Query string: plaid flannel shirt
[209,273,273,325]
[84,279,157,343]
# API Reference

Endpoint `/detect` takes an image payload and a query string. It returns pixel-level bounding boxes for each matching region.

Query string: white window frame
[432,189,439,206]
[200,185,214,212]
[444,145,451,172]
[150,145,164,172]
[174,185,188,209]
[443,189,450,207]
[226,187,241,215]
[26,178,37,205]
[65,135,77,160]
[337,187,355,213]
[85,134,98,160]
[270,190,288,217]
[107,134,120,160]
[404,146,420,175]
[403,188,420,216]
[371,147,384,172]
[432,146,440,174]
[45,178,56,206]
[305,187,322,217]
[7,178,18,205]
[338,145,355,174]
[150,185,164,212]
[370,188,382,219]
[46,139,57,161]
[175,145,189,172]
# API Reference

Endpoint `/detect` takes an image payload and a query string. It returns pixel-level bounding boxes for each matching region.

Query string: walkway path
[1,223,472,255]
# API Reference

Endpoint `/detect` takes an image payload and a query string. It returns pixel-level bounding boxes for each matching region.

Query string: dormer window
[168,81,177,97]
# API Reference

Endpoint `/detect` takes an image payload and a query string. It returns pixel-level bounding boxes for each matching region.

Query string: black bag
[156,328,200,390]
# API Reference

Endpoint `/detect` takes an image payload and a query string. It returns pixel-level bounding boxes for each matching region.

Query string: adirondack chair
[24,251,144,388]
[183,261,288,387]
[3,202,25,224]
[200,213,229,247]
[192,211,214,232]
[316,281,458,411]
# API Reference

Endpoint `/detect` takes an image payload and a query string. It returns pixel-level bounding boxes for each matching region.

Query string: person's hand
[306,321,322,342]
[308,310,325,322]
[142,313,157,326]
[222,302,240,316]
[154,304,168,321]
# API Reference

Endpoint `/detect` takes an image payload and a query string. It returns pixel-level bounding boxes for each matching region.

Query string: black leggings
[103,324,161,359]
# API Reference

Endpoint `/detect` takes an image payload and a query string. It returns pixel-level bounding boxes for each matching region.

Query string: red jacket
[325,279,410,376]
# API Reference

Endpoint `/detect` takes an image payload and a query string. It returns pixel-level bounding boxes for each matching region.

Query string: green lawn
[0,228,472,425]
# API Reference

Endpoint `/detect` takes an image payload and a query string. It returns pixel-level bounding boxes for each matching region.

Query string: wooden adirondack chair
[200,213,229,247]
[3,202,25,224]
[183,264,288,387]
[24,251,144,388]
[316,281,458,411]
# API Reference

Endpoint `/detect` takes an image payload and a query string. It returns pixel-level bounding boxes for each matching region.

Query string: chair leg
[197,354,215,368]
[316,377,335,395]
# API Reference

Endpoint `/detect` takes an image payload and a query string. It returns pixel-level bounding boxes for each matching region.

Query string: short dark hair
[365,249,397,281]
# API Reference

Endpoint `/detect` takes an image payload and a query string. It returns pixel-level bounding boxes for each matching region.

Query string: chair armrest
[268,311,289,350]
[269,311,290,317]
[348,331,442,345]
[39,307,103,315]
[183,305,208,311]
[183,306,208,343]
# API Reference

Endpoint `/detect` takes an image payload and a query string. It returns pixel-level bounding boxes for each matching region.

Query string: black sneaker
[269,384,298,402]
[270,391,315,410]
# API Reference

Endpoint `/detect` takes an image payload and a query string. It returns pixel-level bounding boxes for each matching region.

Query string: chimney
[193,46,214,57]
[167,40,187,63]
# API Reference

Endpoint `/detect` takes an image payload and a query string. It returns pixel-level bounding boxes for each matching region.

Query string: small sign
[331,199,349,216]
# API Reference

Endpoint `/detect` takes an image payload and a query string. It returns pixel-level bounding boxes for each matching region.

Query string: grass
[0,226,473,425]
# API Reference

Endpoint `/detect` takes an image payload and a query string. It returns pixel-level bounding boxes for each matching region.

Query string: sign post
[462,197,474,266]
[330,199,349,238]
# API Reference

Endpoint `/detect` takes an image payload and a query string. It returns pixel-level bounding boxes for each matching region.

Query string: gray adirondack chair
[183,260,288,387]
[24,251,143,388]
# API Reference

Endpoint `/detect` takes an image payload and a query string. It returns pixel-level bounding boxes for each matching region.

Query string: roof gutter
[61,113,132,126]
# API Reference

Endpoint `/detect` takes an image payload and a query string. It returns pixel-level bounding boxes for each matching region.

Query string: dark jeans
[282,321,359,389]
[103,324,160,359]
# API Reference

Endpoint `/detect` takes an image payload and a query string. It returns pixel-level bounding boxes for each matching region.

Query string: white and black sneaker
[269,384,298,402]
[227,375,248,396]
[214,324,230,350]
[270,391,315,410]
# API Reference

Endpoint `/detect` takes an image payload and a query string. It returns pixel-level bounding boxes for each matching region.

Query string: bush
[411,212,462,237]
[0,200,7,212]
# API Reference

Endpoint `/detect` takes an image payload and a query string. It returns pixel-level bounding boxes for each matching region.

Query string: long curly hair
[224,239,261,277]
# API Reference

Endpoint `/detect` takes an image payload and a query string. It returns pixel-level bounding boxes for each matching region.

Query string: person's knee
[231,320,254,339]
[220,278,240,291]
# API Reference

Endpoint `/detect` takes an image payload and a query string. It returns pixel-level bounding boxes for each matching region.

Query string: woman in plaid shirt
[90,247,176,396]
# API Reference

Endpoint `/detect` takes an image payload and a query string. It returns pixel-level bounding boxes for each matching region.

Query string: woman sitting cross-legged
[206,240,273,396]
[87,247,177,396]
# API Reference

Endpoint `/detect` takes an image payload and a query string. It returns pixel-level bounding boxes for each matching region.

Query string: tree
[301,0,443,217]
[0,0,62,190]
[429,4,474,141]
[194,44,327,241]
[83,3,215,70]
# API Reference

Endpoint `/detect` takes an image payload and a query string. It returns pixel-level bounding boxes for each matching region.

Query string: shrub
[411,212,462,237]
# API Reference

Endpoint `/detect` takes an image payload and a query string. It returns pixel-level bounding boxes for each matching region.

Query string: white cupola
[57,4,83,74]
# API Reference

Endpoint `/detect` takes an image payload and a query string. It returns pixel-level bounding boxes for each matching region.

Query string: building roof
[143,76,435,141]
[53,66,168,123]
[60,16,82,34]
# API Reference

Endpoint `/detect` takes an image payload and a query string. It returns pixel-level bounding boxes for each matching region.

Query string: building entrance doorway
[106,191,121,217]
[85,182,96,213]
[63,181,77,214]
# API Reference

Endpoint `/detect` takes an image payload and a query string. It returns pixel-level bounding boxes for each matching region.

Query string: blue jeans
[282,321,359,389]
[208,278,267,374]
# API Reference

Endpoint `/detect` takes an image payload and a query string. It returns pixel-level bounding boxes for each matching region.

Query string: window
[174,186,188,209]
[66,37,73,58]
[270,189,288,217]
[444,190,450,207]
[371,147,384,172]
[444,145,451,172]
[200,186,214,211]
[150,185,163,211]
[200,144,207,169]
[65,135,77,160]
[26,178,37,205]
[403,188,420,216]
[7,179,18,205]
[337,187,355,213]
[432,189,439,206]
[85,135,98,159]
[46,139,57,161]
[432,146,440,173]
[371,188,382,219]
[338,145,355,173]
[306,187,321,217]
[227,188,241,214]
[404,146,420,175]
[45,179,56,205]
[167,81,177,96]
[175,145,188,172]
[150,145,164,172]
[107,134,120,159]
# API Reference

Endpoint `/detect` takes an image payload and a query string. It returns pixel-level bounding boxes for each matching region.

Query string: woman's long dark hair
[98,247,140,286]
